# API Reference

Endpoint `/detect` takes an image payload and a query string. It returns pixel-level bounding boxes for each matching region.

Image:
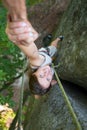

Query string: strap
[52,63,82,130]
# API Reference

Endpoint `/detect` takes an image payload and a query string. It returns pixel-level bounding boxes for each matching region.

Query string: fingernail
[29,32,33,36]
[21,22,26,26]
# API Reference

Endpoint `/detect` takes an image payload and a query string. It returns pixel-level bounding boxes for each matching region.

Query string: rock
[56,0,87,89]
[24,82,87,130]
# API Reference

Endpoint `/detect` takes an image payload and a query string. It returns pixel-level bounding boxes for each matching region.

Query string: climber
[6,19,64,98]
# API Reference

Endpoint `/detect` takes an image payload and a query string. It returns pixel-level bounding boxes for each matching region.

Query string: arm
[2,0,39,44]
[18,42,44,66]
[6,20,44,66]
[2,0,27,21]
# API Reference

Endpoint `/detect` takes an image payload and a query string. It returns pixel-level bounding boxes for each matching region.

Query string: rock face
[56,0,87,89]
[24,85,76,130]
[24,82,87,130]
[23,0,87,130]
[28,0,70,47]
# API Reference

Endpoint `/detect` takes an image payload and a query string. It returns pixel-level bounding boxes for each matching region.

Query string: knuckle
[17,35,22,40]
[12,29,16,34]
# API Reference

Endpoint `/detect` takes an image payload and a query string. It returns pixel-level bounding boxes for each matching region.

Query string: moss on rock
[56,0,87,88]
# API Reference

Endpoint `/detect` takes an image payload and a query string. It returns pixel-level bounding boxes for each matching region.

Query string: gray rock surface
[56,0,87,88]
[24,82,87,130]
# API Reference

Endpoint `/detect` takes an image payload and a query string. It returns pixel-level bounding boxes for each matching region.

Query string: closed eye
[39,74,44,78]
[46,78,51,82]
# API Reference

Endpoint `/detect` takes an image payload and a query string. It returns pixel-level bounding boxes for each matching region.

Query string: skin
[6,20,60,68]
[34,65,53,89]
[6,20,39,45]
[2,0,27,21]
[6,21,60,98]
[2,0,39,44]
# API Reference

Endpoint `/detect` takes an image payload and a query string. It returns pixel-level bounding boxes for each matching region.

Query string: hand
[6,20,39,45]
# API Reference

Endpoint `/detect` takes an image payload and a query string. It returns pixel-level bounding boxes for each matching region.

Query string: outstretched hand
[6,20,39,46]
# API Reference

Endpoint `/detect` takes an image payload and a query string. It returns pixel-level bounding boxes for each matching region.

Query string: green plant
[26,0,44,6]
[0,5,25,108]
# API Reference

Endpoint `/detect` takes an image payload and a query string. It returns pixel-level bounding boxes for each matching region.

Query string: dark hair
[29,74,51,95]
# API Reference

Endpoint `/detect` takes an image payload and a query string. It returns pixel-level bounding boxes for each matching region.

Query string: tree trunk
[23,0,87,130]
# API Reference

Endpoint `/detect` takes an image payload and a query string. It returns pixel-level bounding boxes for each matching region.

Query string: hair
[29,74,51,96]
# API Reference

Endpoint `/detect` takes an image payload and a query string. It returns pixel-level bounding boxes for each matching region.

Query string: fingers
[7,21,27,29]
[6,20,39,43]
[6,29,38,47]
[7,25,38,39]
[6,28,37,42]
[16,32,35,41]
[7,26,32,35]
[6,33,17,44]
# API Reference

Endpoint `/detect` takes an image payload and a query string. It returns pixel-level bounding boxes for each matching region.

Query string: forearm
[17,42,44,66]
[17,42,39,60]
[2,0,27,21]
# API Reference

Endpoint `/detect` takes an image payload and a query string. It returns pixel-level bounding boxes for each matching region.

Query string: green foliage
[0,87,15,107]
[0,94,15,108]
[26,0,44,6]
[0,70,6,81]
[0,6,25,82]
[0,5,25,107]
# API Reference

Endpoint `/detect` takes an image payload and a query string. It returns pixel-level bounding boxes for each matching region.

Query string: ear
[51,79,57,86]
[34,95,41,99]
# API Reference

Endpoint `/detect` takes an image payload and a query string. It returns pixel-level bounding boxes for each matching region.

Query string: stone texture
[24,82,87,130]
[56,0,87,88]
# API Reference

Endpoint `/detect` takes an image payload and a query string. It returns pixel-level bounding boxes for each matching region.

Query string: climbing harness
[52,63,82,130]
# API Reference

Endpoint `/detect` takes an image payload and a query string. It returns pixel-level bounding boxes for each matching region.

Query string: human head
[29,65,53,95]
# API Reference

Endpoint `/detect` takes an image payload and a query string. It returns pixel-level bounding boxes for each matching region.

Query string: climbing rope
[52,63,82,130]
[17,72,24,130]
[17,57,27,130]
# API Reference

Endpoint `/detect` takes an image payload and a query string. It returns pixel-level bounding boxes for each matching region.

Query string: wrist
[8,7,27,21]
[5,0,28,21]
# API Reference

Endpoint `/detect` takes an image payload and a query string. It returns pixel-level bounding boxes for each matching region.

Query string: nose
[40,66,51,77]
[40,72,44,78]
[44,67,51,76]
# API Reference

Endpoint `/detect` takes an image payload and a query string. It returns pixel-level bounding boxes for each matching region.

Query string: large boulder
[24,82,87,130]
[56,0,87,88]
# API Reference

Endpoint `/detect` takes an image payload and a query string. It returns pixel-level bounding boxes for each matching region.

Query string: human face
[34,65,53,89]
